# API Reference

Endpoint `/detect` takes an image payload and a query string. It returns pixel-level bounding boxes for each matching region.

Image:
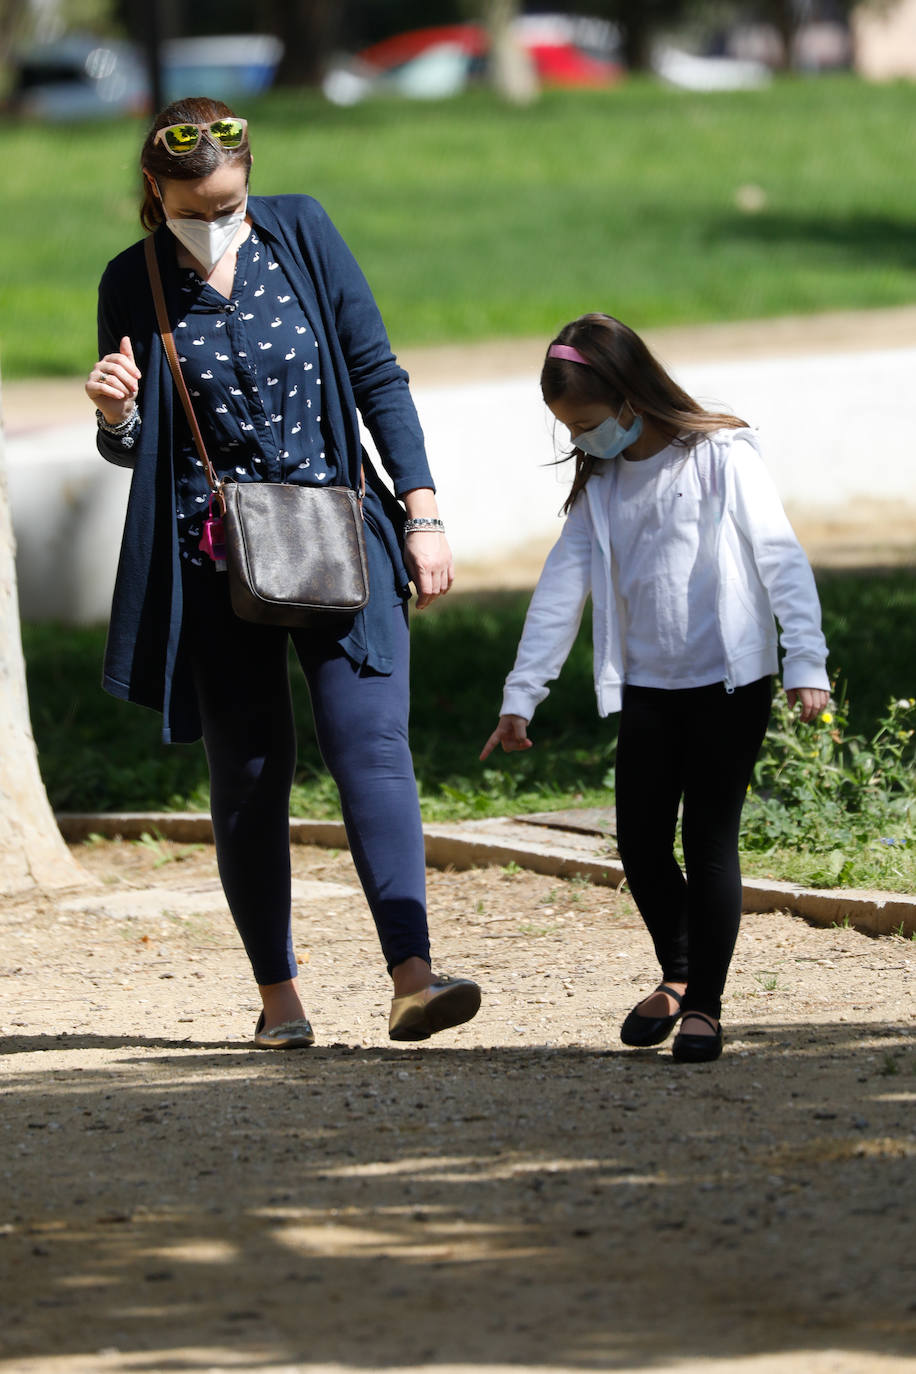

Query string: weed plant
[742,690,916,890]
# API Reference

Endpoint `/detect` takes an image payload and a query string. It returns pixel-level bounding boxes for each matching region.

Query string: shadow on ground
[2,1025,914,1370]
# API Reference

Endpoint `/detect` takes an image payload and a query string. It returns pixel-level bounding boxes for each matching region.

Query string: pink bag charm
[199,495,227,571]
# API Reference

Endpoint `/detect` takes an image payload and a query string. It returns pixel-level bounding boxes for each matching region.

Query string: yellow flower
[820,711,834,724]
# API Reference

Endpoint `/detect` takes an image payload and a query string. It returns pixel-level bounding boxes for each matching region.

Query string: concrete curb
[55,811,915,939]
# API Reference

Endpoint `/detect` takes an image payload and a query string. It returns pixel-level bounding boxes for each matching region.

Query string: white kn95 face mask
[162,198,247,273]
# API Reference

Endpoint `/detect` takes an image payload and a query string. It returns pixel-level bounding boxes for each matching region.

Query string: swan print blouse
[173,230,330,563]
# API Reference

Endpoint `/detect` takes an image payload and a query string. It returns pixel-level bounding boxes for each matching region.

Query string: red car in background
[324,15,623,104]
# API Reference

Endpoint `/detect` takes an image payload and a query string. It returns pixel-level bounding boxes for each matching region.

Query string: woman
[86,97,480,1048]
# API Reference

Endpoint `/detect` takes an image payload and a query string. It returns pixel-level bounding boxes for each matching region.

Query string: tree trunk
[0,0,30,74]
[764,0,801,69]
[485,0,538,104]
[266,0,342,87]
[617,1,656,71]
[0,372,89,897]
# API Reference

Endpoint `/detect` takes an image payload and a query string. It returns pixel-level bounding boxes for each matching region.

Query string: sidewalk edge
[55,812,915,939]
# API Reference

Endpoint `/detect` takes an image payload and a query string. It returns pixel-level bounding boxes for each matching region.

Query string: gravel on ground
[1,837,914,1374]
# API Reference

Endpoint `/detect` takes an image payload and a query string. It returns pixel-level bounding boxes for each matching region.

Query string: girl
[85,98,480,1047]
[481,313,829,1063]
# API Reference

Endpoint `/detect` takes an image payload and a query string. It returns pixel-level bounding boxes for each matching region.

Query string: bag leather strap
[144,231,365,509]
[144,234,225,507]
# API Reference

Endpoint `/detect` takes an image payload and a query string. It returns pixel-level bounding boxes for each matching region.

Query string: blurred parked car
[323,15,623,105]
[653,45,771,91]
[726,21,852,72]
[8,31,283,120]
[161,34,283,102]
[9,34,147,120]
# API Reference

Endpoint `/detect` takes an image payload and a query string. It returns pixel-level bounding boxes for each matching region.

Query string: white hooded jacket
[500,428,829,722]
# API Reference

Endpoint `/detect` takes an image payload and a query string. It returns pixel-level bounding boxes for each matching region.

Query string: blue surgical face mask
[574,406,643,460]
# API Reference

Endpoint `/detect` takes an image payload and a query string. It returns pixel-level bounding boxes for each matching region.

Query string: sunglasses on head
[153,118,248,156]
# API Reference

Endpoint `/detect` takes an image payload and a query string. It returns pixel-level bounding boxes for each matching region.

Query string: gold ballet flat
[253,1011,315,1049]
[389,974,481,1042]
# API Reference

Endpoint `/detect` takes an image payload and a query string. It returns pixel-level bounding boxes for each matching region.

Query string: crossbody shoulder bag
[144,233,370,628]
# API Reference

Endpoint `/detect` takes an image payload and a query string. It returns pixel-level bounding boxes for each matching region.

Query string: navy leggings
[614,677,772,1020]
[182,573,431,986]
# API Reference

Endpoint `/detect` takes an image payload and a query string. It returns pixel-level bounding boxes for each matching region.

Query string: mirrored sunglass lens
[210,120,245,147]
[164,124,200,153]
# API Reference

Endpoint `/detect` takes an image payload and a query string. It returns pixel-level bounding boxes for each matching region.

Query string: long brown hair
[139,96,253,232]
[541,313,746,512]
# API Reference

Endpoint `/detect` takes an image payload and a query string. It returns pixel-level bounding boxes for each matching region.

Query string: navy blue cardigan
[96,195,434,743]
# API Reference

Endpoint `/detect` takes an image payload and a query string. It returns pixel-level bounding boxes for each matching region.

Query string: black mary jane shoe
[672,1011,723,1063]
[620,983,684,1048]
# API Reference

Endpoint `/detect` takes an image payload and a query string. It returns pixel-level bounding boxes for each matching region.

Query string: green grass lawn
[3,75,916,378]
[22,566,916,892]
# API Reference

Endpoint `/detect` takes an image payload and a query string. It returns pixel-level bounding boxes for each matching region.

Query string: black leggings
[614,677,772,1020]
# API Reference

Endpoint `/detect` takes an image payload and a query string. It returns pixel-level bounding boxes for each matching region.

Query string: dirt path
[1,838,914,1374]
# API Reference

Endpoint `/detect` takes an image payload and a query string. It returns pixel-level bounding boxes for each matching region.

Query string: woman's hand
[403,530,454,610]
[401,489,453,610]
[786,686,830,723]
[85,336,141,425]
[480,715,532,761]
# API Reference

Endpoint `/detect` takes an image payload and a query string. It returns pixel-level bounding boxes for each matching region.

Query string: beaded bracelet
[96,404,140,450]
[96,404,139,435]
[403,517,445,535]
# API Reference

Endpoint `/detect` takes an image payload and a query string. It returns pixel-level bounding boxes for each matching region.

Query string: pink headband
[548,343,590,366]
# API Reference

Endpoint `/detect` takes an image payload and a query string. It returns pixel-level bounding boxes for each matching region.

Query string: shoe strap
[658,984,684,1006]
[680,1010,719,1031]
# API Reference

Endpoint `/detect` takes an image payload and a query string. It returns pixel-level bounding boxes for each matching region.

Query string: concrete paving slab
[55,810,916,938]
[516,806,617,836]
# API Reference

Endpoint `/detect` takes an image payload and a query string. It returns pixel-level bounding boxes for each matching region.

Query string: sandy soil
[1,837,914,1374]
